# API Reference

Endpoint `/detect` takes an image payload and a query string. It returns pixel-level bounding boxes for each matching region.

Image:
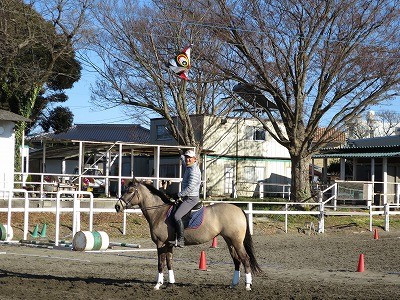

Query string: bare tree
[375,110,400,136]
[206,0,400,201]
[348,110,400,138]
[85,0,233,154]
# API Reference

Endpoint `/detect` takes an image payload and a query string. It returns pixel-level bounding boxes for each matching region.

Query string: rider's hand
[169,193,182,203]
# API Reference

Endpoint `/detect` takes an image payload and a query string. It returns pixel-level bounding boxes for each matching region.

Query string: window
[254,128,266,141]
[156,125,172,140]
[245,126,266,141]
[244,166,265,182]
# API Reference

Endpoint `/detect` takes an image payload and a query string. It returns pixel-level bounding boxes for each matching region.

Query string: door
[224,165,235,195]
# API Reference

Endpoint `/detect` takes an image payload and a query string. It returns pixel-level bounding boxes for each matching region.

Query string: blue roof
[313,151,400,158]
[29,124,150,144]
[347,135,400,148]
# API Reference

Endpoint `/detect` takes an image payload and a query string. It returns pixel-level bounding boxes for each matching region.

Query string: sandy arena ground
[0,213,400,299]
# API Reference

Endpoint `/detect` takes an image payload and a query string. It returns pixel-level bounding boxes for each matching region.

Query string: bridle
[115,186,139,212]
[115,184,170,212]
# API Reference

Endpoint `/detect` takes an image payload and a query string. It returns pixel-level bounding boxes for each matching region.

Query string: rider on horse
[171,149,202,247]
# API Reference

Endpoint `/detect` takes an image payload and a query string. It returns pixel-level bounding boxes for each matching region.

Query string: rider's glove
[170,193,182,203]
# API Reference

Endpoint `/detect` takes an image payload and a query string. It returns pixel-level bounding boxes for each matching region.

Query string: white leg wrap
[245,273,252,291]
[154,273,163,290]
[168,270,175,284]
[230,270,240,288]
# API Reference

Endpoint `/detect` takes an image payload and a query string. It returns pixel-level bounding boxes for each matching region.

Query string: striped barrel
[0,224,13,241]
[72,231,109,251]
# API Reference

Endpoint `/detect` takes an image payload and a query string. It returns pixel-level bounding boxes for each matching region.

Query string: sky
[64,69,132,125]
[64,66,400,128]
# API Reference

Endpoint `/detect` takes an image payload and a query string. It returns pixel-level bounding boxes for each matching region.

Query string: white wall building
[151,115,291,197]
[0,110,30,196]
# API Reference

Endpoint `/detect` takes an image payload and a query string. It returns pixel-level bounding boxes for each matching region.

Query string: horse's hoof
[245,284,252,291]
[154,282,163,290]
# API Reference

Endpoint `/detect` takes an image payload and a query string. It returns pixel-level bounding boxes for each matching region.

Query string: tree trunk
[290,153,312,202]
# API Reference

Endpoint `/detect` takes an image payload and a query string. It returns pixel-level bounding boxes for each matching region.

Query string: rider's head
[184,150,197,165]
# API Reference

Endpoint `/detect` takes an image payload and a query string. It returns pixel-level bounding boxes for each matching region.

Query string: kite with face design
[167,45,191,80]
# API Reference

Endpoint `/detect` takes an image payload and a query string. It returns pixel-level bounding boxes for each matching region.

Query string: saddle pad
[166,206,206,229]
[187,207,205,229]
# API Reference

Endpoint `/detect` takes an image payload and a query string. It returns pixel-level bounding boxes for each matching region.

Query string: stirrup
[176,238,185,248]
[168,240,177,246]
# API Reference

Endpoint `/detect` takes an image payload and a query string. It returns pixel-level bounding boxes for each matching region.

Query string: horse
[115,179,262,291]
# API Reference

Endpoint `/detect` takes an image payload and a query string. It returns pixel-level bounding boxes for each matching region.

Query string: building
[25,115,292,198]
[0,109,30,195]
[314,135,400,204]
[150,115,291,197]
[28,123,151,175]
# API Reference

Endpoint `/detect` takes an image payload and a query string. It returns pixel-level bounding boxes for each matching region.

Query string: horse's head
[115,181,140,212]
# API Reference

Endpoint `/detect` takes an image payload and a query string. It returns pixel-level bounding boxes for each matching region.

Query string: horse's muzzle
[115,204,121,213]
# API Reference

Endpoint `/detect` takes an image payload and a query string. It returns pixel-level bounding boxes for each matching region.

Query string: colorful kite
[167,45,191,81]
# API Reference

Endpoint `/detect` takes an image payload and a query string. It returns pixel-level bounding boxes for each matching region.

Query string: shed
[313,135,400,204]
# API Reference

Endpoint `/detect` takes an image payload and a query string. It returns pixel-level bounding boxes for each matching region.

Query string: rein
[118,186,170,212]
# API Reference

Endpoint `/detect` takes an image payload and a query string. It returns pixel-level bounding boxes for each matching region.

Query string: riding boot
[175,219,185,248]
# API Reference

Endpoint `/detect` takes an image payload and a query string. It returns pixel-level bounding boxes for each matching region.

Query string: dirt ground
[1,213,400,299]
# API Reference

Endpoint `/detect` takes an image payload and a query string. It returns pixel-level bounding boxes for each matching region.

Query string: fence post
[285,203,288,233]
[123,210,127,235]
[248,202,253,235]
[369,205,373,232]
[55,192,61,246]
[23,190,29,240]
[72,194,80,237]
[384,203,389,232]
[333,183,338,211]
[318,199,325,233]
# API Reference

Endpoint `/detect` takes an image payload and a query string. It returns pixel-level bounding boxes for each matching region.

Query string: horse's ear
[132,176,139,183]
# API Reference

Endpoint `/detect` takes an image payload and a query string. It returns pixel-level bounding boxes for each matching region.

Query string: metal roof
[28,124,150,144]
[347,135,400,147]
[313,151,400,159]
[27,124,151,160]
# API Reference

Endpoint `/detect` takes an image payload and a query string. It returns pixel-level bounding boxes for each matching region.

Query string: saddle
[168,201,205,229]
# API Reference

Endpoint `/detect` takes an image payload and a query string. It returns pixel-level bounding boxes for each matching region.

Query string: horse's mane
[141,181,171,204]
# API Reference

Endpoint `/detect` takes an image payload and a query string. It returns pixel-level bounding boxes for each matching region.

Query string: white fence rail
[0,188,140,245]
[2,186,400,244]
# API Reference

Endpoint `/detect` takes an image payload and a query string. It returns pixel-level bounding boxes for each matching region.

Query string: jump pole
[19,240,73,248]
[109,242,141,248]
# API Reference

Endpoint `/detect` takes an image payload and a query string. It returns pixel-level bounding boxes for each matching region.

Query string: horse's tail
[243,210,263,274]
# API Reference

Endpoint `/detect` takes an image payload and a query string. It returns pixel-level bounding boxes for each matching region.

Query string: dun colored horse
[115,180,262,290]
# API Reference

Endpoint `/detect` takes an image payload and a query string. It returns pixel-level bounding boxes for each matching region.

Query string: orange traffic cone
[357,254,365,272]
[211,236,218,248]
[373,229,379,240]
[199,250,207,271]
